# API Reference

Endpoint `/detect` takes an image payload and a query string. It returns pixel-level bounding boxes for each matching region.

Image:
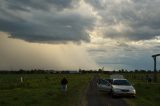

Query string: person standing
[61,77,68,95]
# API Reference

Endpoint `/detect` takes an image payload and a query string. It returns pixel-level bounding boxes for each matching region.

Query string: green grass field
[0,73,160,106]
[0,74,93,106]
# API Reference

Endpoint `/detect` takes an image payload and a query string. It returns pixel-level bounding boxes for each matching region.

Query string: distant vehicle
[97,74,136,97]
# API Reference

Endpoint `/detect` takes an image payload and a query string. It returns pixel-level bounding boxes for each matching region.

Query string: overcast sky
[0,0,160,71]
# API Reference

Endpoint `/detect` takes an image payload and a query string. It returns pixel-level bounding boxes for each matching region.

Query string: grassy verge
[124,82,160,106]
[0,74,93,106]
[123,73,160,106]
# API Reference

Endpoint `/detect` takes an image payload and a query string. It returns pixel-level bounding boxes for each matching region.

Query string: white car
[111,79,136,97]
[97,75,136,97]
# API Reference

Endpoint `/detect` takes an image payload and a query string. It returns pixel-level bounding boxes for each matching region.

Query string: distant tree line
[0,68,160,74]
[79,68,160,74]
[0,69,55,74]
[0,69,80,74]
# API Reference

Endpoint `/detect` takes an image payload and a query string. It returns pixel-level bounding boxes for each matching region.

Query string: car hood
[112,85,135,90]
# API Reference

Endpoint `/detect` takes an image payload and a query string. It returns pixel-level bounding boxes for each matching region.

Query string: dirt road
[86,76,128,106]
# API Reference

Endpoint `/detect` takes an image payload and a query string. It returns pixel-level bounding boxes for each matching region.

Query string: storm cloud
[0,0,95,43]
[1,0,160,43]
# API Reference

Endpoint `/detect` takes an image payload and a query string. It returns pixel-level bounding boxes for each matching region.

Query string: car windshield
[113,80,131,86]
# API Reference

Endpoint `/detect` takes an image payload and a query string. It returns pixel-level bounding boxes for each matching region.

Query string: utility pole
[152,54,160,82]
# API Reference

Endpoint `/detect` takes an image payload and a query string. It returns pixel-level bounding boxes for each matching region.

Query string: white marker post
[20,77,23,83]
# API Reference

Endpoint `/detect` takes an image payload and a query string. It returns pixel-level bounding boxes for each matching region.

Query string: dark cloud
[0,13,94,43]
[0,0,94,43]
[86,0,160,41]
[85,0,107,10]
[1,0,160,43]
[5,0,76,12]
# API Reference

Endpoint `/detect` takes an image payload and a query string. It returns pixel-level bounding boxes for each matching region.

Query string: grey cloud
[0,0,94,43]
[85,0,107,10]
[95,50,155,70]
[5,0,76,12]
[0,14,94,43]
[86,0,160,41]
[156,46,160,48]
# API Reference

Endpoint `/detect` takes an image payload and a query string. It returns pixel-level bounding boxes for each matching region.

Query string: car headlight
[131,89,136,93]
[133,89,136,93]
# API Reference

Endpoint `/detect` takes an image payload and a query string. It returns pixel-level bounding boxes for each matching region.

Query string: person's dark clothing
[61,78,68,85]
[146,75,152,83]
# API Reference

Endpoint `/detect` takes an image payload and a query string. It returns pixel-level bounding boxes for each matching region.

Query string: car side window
[97,79,111,86]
